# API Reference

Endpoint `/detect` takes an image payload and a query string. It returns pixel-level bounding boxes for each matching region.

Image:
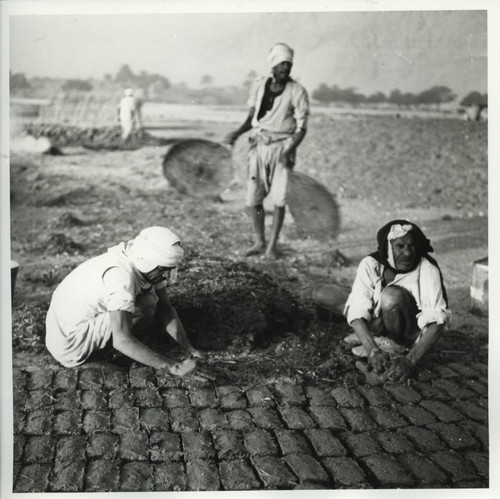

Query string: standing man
[224,42,310,259]
[117,88,143,142]
[46,226,202,375]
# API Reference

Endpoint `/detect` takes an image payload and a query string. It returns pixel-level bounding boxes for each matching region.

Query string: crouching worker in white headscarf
[312,220,451,383]
[46,227,203,376]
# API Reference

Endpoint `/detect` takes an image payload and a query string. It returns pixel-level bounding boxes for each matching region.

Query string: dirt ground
[9,111,488,388]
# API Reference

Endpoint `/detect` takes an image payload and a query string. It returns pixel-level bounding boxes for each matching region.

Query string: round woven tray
[287,171,341,240]
[162,139,233,197]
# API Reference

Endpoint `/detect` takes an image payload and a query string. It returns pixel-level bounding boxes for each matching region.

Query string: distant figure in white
[117,88,143,141]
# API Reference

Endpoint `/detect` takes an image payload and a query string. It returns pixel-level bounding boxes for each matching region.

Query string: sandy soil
[9,111,488,385]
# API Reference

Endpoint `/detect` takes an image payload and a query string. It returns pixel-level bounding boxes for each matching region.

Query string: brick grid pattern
[12,361,489,492]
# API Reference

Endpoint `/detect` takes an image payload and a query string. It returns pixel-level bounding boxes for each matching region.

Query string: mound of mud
[169,256,310,354]
[22,123,171,150]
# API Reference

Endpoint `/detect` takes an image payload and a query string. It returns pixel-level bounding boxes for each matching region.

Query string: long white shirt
[45,243,165,367]
[344,256,451,330]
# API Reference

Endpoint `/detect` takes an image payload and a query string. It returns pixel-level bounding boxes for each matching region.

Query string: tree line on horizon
[10,64,488,108]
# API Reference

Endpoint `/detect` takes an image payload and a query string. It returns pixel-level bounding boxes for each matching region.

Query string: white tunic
[344,256,451,330]
[45,243,165,367]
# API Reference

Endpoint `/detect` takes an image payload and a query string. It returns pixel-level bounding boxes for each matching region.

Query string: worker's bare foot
[168,358,197,377]
[244,242,266,256]
[264,247,278,260]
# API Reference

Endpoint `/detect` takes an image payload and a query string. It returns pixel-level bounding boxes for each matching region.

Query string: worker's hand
[167,358,197,377]
[223,132,238,147]
[382,355,415,383]
[280,148,295,169]
[367,348,390,374]
[187,346,205,360]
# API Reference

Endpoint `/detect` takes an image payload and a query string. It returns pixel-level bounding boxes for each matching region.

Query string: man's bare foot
[244,242,266,256]
[168,358,197,377]
[263,247,278,260]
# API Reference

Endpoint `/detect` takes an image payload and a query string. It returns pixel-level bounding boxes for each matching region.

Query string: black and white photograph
[1,0,497,496]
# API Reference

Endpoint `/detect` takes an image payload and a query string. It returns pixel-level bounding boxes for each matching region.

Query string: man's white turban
[387,224,413,268]
[130,226,184,273]
[269,42,294,69]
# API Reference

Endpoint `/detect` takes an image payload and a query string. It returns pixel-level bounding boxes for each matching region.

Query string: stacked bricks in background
[12,358,488,492]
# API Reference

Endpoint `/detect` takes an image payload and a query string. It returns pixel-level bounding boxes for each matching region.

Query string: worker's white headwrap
[130,226,184,273]
[124,88,134,96]
[387,224,413,269]
[268,43,294,69]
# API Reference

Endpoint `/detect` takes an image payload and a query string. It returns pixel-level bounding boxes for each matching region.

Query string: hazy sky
[5,3,490,98]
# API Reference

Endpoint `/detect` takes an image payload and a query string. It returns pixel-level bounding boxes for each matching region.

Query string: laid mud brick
[453,399,488,422]
[13,369,29,391]
[199,408,229,431]
[170,407,200,432]
[410,381,452,401]
[120,461,154,491]
[322,457,368,487]
[330,387,365,408]
[150,431,182,462]
[54,410,83,435]
[13,386,26,411]
[13,407,26,434]
[140,407,170,431]
[78,367,104,389]
[278,406,315,430]
[361,453,415,487]
[419,400,463,422]
[304,428,346,457]
[25,390,54,412]
[112,406,140,434]
[134,387,162,407]
[429,450,478,482]
[454,479,488,488]
[460,421,488,448]
[216,385,247,410]
[85,459,120,491]
[309,405,348,431]
[108,388,134,408]
[13,462,22,484]
[87,433,119,459]
[156,371,182,389]
[464,450,489,476]
[102,366,129,389]
[252,455,297,488]
[244,429,279,456]
[273,381,306,406]
[129,365,157,388]
[55,435,87,462]
[186,459,221,491]
[83,411,112,434]
[162,388,191,408]
[368,406,407,429]
[401,426,447,452]
[213,429,247,459]
[14,435,26,461]
[246,384,275,406]
[285,453,330,484]
[427,422,479,450]
[14,464,51,492]
[154,462,186,491]
[444,362,480,378]
[248,407,284,429]
[469,362,488,377]
[81,389,107,410]
[374,432,415,454]
[431,364,460,378]
[344,433,384,458]
[53,369,78,391]
[397,453,448,486]
[433,378,476,399]
[356,385,395,406]
[276,429,313,456]
[118,431,149,461]
[385,384,422,404]
[49,461,85,492]
[219,459,261,490]
[27,369,54,391]
[478,396,488,409]
[305,386,337,406]
[182,431,216,460]
[227,409,254,430]
[25,408,54,435]
[397,404,437,426]
[24,435,57,464]
[188,386,219,408]
[53,390,81,411]
[338,408,377,433]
